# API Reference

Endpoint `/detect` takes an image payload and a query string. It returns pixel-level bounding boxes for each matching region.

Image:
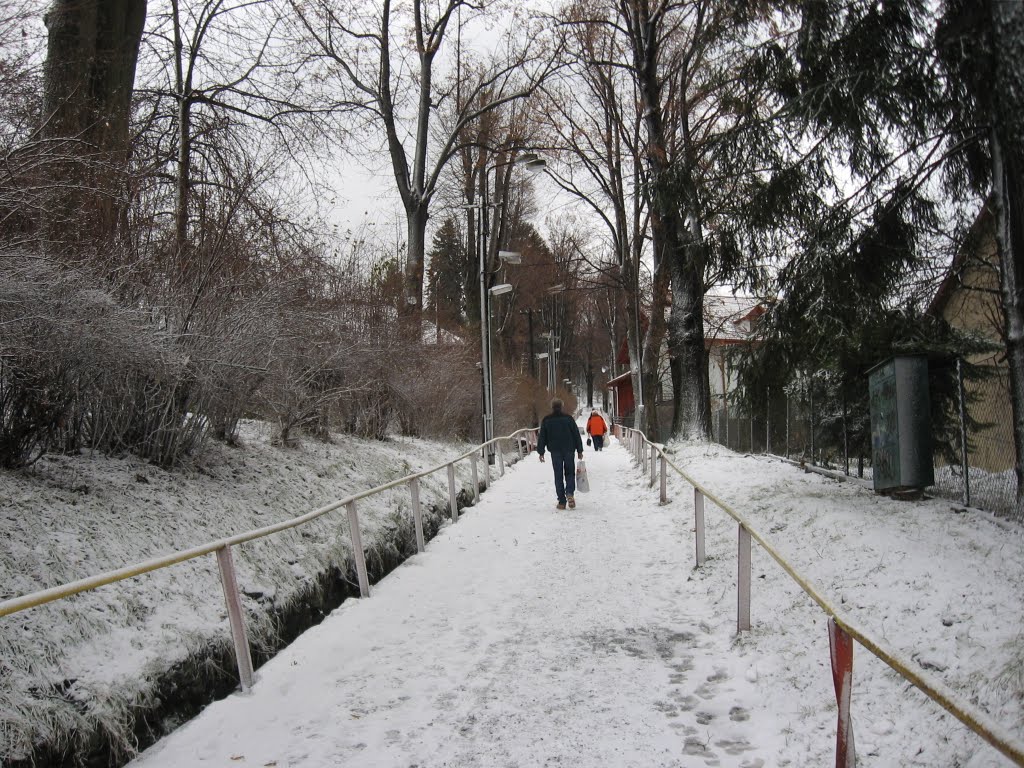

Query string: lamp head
[489,283,513,297]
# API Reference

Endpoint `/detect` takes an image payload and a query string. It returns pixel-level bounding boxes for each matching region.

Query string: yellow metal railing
[0,428,538,691]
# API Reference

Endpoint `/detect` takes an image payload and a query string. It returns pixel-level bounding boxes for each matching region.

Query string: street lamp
[473,153,545,453]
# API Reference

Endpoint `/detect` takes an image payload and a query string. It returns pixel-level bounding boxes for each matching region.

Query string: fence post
[810,382,816,466]
[737,524,751,632]
[828,618,856,768]
[482,448,490,489]
[958,357,971,507]
[842,394,850,475]
[215,545,255,692]
[516,434,524,460]
[786,393,790,459]
[409,477,425,554]
[659,454,667,504]
[346,500,370,598]
[447,463,459,522]
[766,386,771,455]
[694,489,706,567]
[497,441,505,477]
[470,454,480,504]
[649,445,657,487]
[750,414,754,454]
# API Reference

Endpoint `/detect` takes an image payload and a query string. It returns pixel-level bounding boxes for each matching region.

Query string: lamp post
[473,153,546,452]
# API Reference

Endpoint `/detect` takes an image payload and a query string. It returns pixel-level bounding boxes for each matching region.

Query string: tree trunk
[990,0,1024,520]
[669,245,712,439]
[42,0,146,247]
[402,203,429,321]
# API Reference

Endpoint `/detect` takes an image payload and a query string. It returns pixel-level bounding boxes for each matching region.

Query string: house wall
[938,222,1014,473]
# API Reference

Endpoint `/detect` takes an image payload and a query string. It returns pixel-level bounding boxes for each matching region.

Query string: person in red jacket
[586,410,608,451]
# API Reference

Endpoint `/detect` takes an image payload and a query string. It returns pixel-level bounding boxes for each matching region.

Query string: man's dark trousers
[549,451,576,504]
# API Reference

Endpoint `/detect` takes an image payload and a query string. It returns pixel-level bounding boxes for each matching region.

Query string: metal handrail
[621,425,1024,766]
[0,428,536,620]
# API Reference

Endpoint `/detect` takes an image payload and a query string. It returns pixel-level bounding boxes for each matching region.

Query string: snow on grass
[0,421,482,762]
[663,440,1024,766]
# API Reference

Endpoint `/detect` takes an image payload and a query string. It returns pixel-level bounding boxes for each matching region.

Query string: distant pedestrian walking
[586,410,608,451]
[537,398,584,509]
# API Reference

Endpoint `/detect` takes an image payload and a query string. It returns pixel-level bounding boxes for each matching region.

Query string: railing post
[470,454,480,504]
[694,489,706,566]
[216,545,254,692]
[516,434,524,459]
[737,523,751,632]
[346,500,370,598]
[497,441,505,476]
[482,448,490,489]
[409,477,425,554]
[447,463,459,522]
[659,454,667,504]
[649,445,656,487]
[829,618,856,768]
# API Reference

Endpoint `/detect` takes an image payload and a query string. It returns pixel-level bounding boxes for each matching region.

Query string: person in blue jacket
[536,398,584,509]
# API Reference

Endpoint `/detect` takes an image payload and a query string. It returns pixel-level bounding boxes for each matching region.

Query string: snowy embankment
[0,422,478,765]
[662,440,1024,766]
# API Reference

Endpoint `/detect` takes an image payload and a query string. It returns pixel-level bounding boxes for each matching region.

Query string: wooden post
[659,455,667,504]
[216,545,255,692]
[447,463,459,522]
[516,435,524,459]
[470,454,480,504]
[737,524,751,632]
[649,445,657,487]
[482,448,490,489]
[409,477,425,554]
[694,489,706,566]
[829,618,856,768]
[497,441,505,476]
[346,500,370,598]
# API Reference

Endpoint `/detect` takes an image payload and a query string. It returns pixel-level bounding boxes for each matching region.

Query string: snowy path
[128,437,773,768]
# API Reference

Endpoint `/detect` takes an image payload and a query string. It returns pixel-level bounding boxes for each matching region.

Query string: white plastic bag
[575,459,590,493]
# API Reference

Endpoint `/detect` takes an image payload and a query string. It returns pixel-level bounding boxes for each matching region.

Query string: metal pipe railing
[0,427,539,692]
[620,427,1024,767]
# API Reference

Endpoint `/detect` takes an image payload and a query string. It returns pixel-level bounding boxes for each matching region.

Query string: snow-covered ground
[124,433,1023,767]
[0,422,479,763]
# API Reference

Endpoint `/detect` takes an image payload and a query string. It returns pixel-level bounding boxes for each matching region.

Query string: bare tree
[290,0,557,319]
[541,1,653,430]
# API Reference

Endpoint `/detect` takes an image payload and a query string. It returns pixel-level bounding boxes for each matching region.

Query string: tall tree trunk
[42,0,147,248]
[403,203,429,322]
[669,246,711,439]
[990,1,1024,520]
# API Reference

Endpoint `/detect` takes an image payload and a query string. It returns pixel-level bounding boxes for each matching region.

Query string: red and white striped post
[829,618,856,767]
[737,524,751,632]
[409,477,425,553]
[346,500,370,598]
[215,544,255,691]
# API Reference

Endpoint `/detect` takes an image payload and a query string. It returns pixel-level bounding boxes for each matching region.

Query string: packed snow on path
[128,430,1024,768]
[129,439,779,768]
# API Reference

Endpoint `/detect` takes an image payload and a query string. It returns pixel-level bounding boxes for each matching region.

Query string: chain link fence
[711,362,1020,521]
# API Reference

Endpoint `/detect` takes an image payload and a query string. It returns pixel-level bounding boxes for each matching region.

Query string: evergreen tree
[426,217,466,330]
